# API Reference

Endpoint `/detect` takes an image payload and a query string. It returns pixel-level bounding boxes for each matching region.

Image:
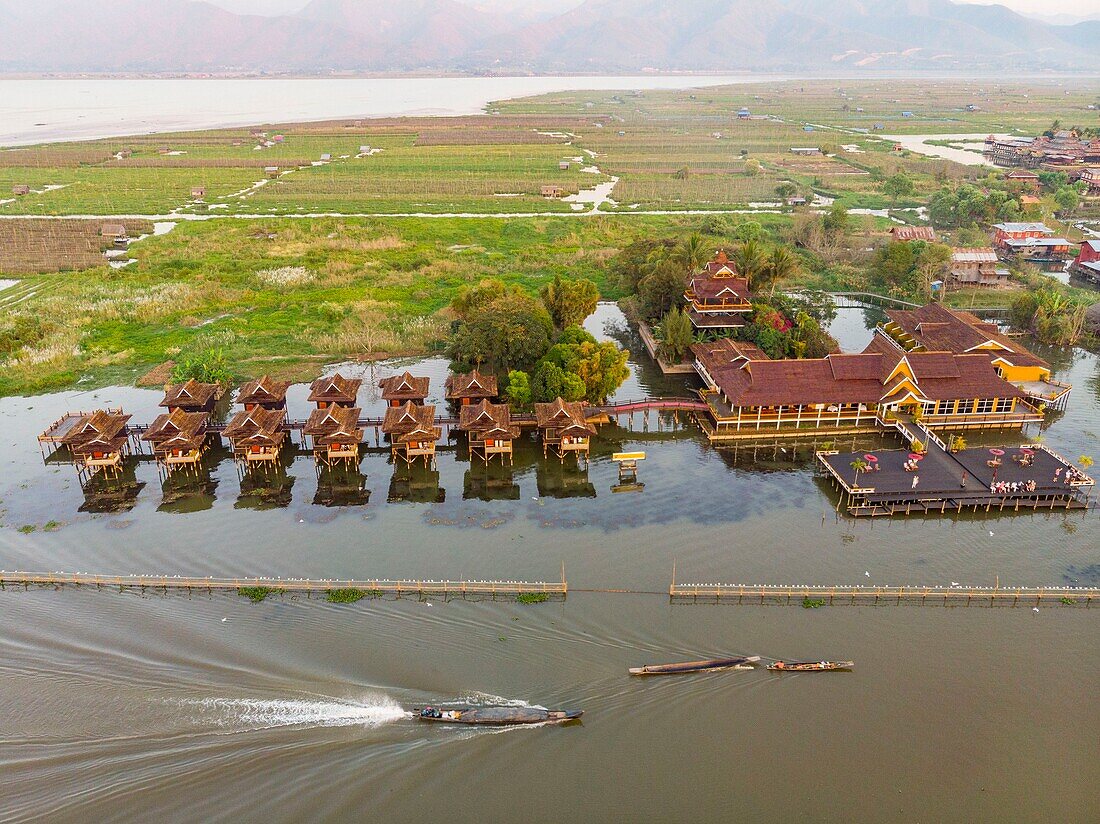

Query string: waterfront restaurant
[236,375,292,414]
[307,373,362,410]
[141,408,209,474]
[382,402,441,466]
[534,398,596,462]
[160,379,219,416]
[457,400,520,464]
[303,404,363,468]
[379,371,430,407]
[879,303,1071,408]
[223,407,287,468]
[683,251,754,330]
[692,335,1036,438]
[445,369,498,406]
[59,409,133,478]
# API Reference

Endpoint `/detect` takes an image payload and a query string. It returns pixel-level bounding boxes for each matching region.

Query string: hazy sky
[204,0,1098,18]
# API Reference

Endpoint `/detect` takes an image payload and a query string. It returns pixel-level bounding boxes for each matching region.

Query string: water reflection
[536,461,597,499]
[387,463,445,503]
[463,465,521,501]
[78,463,146,514]
[236,466,295,510]
[313,465,371,507]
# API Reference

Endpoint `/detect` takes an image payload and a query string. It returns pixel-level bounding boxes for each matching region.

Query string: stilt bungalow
[1071,239,1100,283]
[458,400,519,464]
[534,398,595,462]
[382,402,441,466]
[236,376,291,415]
[303,405,363,468]
[445,369,498,406]
[223,407,287,468]
[379,372,430,407]
[60,409,133,478]
[307,373,362,410]
[948,248,1008,288]
[879,303,1071,409]
[683,251,753,330]
[141,408,209,475]
[160,379,219,417]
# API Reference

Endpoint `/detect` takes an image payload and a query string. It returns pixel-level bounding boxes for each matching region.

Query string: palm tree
[1079,456,1094,471]
[764,245,801,297]
[733,239,765,291]
[672,233,708,275]
[850,458,869,484]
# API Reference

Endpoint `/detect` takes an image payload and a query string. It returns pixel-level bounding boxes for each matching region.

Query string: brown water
[1,306,1098,823]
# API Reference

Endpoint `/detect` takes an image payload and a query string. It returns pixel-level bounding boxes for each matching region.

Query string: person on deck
[911,475,919,489]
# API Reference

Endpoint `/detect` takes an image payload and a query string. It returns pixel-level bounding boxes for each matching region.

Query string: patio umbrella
[864,454,878,462]
[908,453,924,461]
[989,448,1005,456]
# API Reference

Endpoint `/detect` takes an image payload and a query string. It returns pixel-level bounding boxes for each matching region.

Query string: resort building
[879,303,1071,409]
[223,407,287,468]
[307,373,362,410]
[458,400,520,465]
[445,369,498,406]
[948,248,1008,288]
[59,409,133,478]
[303,404,363,468]
[534,398,596,462]
[379,372,430,407]
[1081,167,1100,195]
[683,251,754,331]
[160,379,219,416]
[382,402,441,466]
[141,408,209,475]
[992,223,1075,261]
[889,226,937,242]
[1071,239,1100,283]
[236,376,291,414]
[984,131,1100,169]
[1004,170,1040,191]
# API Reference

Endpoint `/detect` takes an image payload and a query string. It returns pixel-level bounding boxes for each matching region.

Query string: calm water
[1,306,1098,822]
[0,75,779,147]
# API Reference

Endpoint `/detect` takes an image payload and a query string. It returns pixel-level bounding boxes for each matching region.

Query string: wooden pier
[670,581,1097,607]
[0,571,568,601]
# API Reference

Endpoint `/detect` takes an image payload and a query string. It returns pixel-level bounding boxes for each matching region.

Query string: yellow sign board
[612,451,646,462]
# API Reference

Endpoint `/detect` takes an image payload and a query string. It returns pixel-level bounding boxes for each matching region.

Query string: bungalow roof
[223,406,286,445]
[236,375,291,406]
[60,409,131,447]
[303,405,363,445]
[142,408,207,448]
[382,402,440,441]
[379,371,430,401]
[307,373,362,405]
[533,398,595,436]
[457,399,519,438]
[160,379,219,410]
[445,369,499,400]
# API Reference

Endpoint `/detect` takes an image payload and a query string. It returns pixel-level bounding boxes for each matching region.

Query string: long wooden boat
[629,655,760,676]
[416,706,582,726]
[767,660,853,672]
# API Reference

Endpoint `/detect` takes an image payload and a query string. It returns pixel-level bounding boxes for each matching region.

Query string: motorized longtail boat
[629,655,760,676]
[416,706,582,726]
[767,660,853,672]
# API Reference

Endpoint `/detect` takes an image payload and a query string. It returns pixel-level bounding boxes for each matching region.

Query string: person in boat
[420,707,443,718]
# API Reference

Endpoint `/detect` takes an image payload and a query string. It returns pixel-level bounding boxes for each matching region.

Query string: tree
[850,458,868,484]
[735,221,764,243]
[763,245,801,297]
[733,239,766,290]
[539,274,599,330]
[448,294,554,372]
[1053,186,1079,215]
[744,159,762,176]
[451,278,521,321]
[658,305,695,363]
[637,258,687,321]
[611,238,675,294]
[171,349,232,385]
[673,166,689,180]
[881,172,916,203]
[1079,456,1094,471]
[504,370,532,407]
[775,181,797,200]
[531,360,586,403]
[671,233,709,275]
[822,203,850,237]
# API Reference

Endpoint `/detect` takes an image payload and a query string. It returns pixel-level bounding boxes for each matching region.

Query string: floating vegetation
[238,585,277,603]
[1060,597,1076,606]
[515,592,550,605]
[326,587,383,603]
[802,597,826,609]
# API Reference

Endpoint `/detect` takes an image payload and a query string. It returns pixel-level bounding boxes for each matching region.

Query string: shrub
[516,592,550,604]
[238,585,277,603]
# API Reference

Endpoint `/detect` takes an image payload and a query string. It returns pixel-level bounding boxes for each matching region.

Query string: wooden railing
[670,581,1097,607]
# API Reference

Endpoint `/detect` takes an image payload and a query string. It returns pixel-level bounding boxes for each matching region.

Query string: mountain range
[0,0,1097,73]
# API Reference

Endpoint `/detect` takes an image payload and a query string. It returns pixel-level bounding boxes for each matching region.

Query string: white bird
[951,581,960,587]
[299,519,304,523]
[989,531,994,536]
[864,571,870,577]
[1032,607,1039,613]
[221,618,228,622]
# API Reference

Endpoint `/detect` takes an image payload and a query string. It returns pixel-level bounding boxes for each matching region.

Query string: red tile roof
[884,303,1049,370]
[890,226,937,241]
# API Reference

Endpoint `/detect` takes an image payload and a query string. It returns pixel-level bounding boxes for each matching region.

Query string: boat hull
[629,655,760,675]
[767,661,853,672]
[416,707,582,726]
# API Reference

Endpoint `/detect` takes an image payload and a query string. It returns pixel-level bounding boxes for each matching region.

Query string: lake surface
[1,305,1098,822]
[0,75,781,147]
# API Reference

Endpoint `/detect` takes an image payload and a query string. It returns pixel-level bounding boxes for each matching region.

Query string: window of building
[935,400,953,415]
[976,399,995,413]
[957,399,975,414]
[996,398,1014,413]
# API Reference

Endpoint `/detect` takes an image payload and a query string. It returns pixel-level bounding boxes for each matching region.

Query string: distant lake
[0,75,783,146]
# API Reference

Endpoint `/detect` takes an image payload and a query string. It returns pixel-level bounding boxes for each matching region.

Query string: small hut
[236,375,291,414]
[458,400,519,465]
[320,153,332,162]
[100,223,128,242]
[303,405,363,468]
[118,149,133,159]
[558,160,570,170]
[445,369,498,406]
[12,185,30,196]
[379,371,430,407]
[223,407,287,468]
[890,225,937,242]
[141,408,209,475]
[308,373,362,409]
[60,409,133,478]
[534,398,595,463]
[191,186,206,199]
[160,379,219,416]
[382,402,441,466]
[541,184,565,198]
[264,166,280,178]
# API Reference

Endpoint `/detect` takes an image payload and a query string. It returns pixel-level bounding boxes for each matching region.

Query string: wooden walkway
[670,582,1097,607]
[0,571,567,601]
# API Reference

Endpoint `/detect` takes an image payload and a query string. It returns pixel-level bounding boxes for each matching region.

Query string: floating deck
[670,582,1097,607]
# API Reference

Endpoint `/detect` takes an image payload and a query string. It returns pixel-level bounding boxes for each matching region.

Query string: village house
[458,400,520,465]
[789,147,821,156]
[223,406,287,468]
[141,408,209,475]
[445,369,498,406]
[382,402,441,466]
[948,248,1008,288]
[303,404,363,468]
[307,373,362,409]
[12,184,30,196]
[100,223,128,245]
[541,184,566,198]
[160,379,219,417]
[190,186,206,199]
[879,303,1071,408]
[1081,167,1100,195]
[984,131,1100,170]
[236,375,291,414]
[683,250,754,330]
[534,398,595,463]
[991,222,1076,261]
[1071,239,1100,283]
[379,372,430,407]
[890,226,937,242]
[1005,170,1040,191]
[59,409,133,478]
